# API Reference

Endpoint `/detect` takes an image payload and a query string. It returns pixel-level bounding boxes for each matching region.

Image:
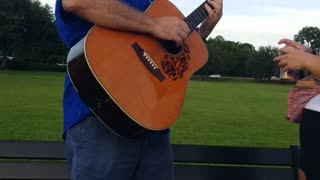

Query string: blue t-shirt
[55,0,160,136]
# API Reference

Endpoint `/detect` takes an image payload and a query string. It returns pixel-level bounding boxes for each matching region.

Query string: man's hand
[151,16,190,47]
[198,0,223,39]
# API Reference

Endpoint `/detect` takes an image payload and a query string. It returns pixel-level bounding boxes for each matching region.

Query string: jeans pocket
[70,116,110,144]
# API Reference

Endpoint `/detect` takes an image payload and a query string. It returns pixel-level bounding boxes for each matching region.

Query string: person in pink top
[274,39,320,180]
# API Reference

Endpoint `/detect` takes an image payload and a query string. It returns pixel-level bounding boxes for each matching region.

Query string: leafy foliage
[294,26,320,48]
[0,1,319,77]
[197,37,276,79]
[246,46,278,79]
[0,0,67,69]
[197,25,320,79]
[0,0,25,68]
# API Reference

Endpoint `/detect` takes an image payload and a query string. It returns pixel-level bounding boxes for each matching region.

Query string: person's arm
[303,54,320,78]
[63,0,156,33]
[62,0,223,45]
[62,0,190,46]
[276,39,320,77]
[198,0,223,39]
[274,47,320,78]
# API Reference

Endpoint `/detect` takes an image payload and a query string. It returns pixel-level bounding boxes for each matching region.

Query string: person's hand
[151,16,190,47]
[274,46,313,72]
[278,39,312,53]
[198,0,223,38]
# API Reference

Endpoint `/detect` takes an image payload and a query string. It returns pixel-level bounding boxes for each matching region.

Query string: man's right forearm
[62,0,156,34]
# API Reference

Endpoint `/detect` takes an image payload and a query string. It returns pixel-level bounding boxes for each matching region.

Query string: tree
[246,46,278,79]
[294,26,320,48]
[231,43,255,77]
[0,0,67,70]
[0,0,25,69]
[19,1,66,65]
[197,36,256,77]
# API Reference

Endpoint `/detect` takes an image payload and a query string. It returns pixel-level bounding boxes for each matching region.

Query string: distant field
[0,71,299,148]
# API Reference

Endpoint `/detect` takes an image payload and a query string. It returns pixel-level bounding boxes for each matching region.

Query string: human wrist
[304,53,318,70]
[196,27,207,42]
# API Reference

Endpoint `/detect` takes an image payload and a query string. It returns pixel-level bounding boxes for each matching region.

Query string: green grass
[0,71,299,148]
[0,71,64,141]
[171,80,298,147]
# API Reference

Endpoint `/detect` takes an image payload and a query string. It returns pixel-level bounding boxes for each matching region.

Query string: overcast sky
[39,0,320,49]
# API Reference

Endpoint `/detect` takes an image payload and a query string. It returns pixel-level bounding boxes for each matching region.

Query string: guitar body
[67,0,208,139]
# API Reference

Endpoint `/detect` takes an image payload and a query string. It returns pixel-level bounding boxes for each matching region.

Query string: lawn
[0,71,299,148]
[171,80,298,147]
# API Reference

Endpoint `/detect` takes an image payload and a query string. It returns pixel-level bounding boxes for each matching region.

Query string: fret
[184,1,213,32]
[199,7,208,18]
[186,16,198,30]
[194,8,203,19]
[195,10,203,23]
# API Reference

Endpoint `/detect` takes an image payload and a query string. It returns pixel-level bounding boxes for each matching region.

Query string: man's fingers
[180,30,188,39]
[204,3,214,16]
[205,0,223,15]
[180,22,190,35]
[174,36,183,47]
[212,0,223,13]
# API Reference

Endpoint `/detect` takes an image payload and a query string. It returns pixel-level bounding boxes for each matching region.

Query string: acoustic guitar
[67,0,210,139]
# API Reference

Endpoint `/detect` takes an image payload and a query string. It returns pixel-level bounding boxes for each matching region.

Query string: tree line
[0,0,66,71]
[197,26,320,79]
[1,0,320,78]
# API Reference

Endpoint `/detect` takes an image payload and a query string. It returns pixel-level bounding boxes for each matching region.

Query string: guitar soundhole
[159,40,182,54]
[161,45,190,80]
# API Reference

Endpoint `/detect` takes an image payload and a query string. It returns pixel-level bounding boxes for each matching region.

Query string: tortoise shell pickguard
[160,45,190,80]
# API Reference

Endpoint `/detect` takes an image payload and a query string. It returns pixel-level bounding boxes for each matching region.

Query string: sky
[39,0,320,49]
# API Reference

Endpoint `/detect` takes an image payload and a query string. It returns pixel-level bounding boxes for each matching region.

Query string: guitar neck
[184,1,214,31]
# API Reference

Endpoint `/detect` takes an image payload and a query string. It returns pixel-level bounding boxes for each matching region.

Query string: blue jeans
[65,116,174,180]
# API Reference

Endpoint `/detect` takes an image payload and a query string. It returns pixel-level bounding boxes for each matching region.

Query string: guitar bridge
[132,42,165,82]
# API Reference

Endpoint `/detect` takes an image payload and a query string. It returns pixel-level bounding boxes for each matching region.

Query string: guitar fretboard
[184,2,213,32]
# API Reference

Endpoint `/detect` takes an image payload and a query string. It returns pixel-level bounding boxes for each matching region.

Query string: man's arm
[62,0,190,46]
[63,0,155,33]
[198,0,223,39]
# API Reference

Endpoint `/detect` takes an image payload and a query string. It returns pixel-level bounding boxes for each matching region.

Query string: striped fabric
[286,75,320,123]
